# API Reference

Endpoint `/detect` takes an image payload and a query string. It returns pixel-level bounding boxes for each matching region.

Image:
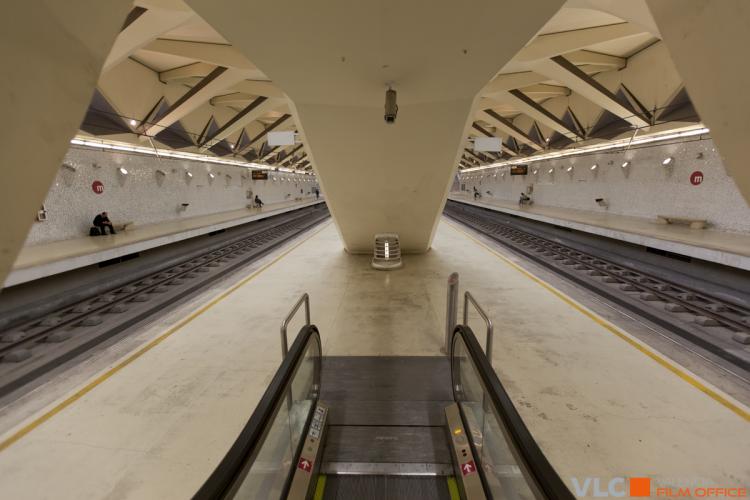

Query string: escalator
[194,300,573,500]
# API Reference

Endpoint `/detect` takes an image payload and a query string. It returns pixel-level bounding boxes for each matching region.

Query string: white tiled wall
[461,138,750,234]
[25,147,319,245]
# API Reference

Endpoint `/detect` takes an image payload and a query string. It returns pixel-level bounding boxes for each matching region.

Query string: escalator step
[322,475,452,500]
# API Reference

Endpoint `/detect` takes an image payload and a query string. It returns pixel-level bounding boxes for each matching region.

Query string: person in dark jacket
[93,211,116,235]
[254,195,264,208]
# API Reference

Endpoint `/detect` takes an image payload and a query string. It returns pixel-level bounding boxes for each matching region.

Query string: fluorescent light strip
[460,126,709,174]
[70,137,314,176]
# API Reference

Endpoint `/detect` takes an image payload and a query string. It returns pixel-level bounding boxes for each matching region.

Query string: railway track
[0,204,329,399]
[444,200,750,372]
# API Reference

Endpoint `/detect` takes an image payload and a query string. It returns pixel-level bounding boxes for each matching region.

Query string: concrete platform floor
[449,192,750,271]
[0,220,747,499]
[6,198,325,287]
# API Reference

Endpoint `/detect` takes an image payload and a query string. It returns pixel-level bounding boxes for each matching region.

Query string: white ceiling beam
[566,49,626,69]
[209,92,255,106]
[227,80,287,98]
[103,6,194,72]
[519,83,570,98]
[159,61,215,82]
[516,22,646,62]
[483,72,547,96]
[140,38,264,76]
[199,97,286,150]
[490,89,583,139]
[529,56,649,128]
[144,67,250,136]
[481,110,544,151]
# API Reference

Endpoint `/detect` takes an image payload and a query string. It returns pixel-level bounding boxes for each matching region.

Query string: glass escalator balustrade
[453,335,536,499]
[228,334,321,499]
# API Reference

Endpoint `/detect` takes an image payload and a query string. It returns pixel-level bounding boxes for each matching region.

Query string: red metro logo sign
[690,171,704,186]
[92,180,104,194]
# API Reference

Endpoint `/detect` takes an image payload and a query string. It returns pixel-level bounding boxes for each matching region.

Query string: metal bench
[656,215,707,229]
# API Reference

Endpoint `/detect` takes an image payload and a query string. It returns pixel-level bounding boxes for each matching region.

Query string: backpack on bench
[89,226,101,236]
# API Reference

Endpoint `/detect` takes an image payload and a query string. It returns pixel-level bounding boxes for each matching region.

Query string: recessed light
[118,167,128,175]
[186,171,193,178]
[621,161,630,168]
[566,166,574,172]
[662,157,674,166]
[548,168,554,174]
[533,169,539,175]
[208,173,216,179]
[590,164,598,170]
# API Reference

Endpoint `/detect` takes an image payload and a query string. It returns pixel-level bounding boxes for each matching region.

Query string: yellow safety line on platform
[445,220,750,422]
[0,221,332,453]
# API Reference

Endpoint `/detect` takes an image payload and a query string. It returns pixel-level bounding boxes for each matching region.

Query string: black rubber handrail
[193,324,321,500]
[451,324,574,500]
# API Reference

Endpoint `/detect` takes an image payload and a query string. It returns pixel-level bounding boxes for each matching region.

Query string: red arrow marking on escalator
[297,457,312,472]
[462,461,476,476]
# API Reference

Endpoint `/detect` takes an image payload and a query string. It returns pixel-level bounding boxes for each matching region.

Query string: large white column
[646,0,750,205]
[186,0,566,252]
[0,1,132,285]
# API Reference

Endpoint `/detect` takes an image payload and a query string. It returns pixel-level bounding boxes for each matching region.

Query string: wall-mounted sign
[474,137,502,152]
[510,165,528,176]
[251,170,268,180]
[690,171,704,186]
[92,180,104,194]
[268,131,296,146]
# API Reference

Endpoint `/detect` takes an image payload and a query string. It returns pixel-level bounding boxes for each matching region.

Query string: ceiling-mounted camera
[384,87,398,124]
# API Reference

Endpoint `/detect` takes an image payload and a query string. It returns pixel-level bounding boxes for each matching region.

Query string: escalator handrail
[193,324,322,500]
[451,324,574,500]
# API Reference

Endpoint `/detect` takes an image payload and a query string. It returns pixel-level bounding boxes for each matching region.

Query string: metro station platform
[5,198,325,288]
[449,193,750,271]
[0,220,747,499]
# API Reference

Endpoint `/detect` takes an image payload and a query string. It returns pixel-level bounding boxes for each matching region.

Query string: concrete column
[646,0,750,206]
[0,2,132,285]
[186,0,566,252]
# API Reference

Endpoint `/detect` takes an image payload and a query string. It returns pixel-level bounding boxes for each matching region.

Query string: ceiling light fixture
[590,164,598,170]
[662,157,674,166]
[186,171,193,178]
[621,161,630,168]
[548,168,554,174]
[118,167,128,175]
[129,119,137,126]
[566,166,574,172]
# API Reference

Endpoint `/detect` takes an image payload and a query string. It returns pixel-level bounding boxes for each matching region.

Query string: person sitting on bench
[254,195,264,208]
[519,192,532,205]
[93,211,116,235]
[473,186,481,200]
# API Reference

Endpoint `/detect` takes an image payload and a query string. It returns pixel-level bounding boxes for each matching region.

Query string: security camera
[384,87,398,124]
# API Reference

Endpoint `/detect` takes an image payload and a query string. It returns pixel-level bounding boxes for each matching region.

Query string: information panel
[251,170,268,180]
[510,165,528,176]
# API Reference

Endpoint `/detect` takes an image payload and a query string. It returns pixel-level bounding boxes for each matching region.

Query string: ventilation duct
[371,233,402,270]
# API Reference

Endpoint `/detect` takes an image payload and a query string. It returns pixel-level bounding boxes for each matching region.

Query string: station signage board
[510,165,528,176]
[251,170,268,180]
